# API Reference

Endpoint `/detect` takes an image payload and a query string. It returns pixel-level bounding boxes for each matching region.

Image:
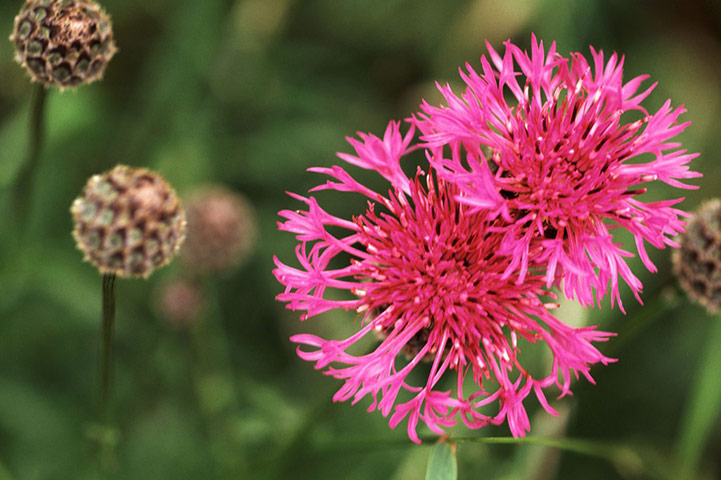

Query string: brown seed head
[673,199,721,313]
[71,165,186,277]
[181,185,257,274]
[11,0,117,88]
[156,280,204,329]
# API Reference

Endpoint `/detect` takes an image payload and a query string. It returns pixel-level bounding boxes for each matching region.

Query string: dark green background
[1,0,720,478]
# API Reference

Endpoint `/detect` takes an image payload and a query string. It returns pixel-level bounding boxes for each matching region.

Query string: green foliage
[0,0,720,479]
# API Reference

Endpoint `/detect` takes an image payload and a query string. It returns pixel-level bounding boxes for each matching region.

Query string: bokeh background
[1,0,721,478]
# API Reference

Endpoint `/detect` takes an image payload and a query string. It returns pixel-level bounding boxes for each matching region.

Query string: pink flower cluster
[273,36,699,442]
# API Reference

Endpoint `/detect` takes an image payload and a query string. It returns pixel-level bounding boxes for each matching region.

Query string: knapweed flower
[414,35,700,310]
[274,121,613,442]
[673,199,721,313]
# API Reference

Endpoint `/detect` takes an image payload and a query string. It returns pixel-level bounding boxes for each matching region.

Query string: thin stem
[309,435,669,479]
[310,434,617,456]
[91,273,118,474]
[446,435,616,455]
[452,436,670,478]
[13,84,48,227]
[100,273,117,422]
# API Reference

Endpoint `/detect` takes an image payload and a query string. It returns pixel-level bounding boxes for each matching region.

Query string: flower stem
[310,435,669,479]
[13,84,48,229]
[100,273,116,422]
[93,273,118,472]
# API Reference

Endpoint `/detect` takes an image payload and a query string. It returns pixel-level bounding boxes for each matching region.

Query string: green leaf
[425,441,457,480]
[675,315,721,478]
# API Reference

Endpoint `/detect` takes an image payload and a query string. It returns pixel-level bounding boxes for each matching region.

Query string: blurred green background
[1,0,721,478]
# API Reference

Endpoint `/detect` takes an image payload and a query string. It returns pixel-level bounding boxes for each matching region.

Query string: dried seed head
[181,185,257,274]
[673,199,721,313]
[11,0,117,88]
[71,165,186,278]
[156,280,204,329]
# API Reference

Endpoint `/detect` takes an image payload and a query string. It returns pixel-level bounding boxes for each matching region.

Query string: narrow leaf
[675,315,721,478]
[425,441,457,480]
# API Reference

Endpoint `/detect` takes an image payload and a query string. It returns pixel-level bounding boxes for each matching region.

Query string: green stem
[100,273,117,422]
[675,314,721,478]
[447,435,615,454]
[311,434,617,456]
[94,273,118,474]
[13,84,48,228]
[310,435,666,479]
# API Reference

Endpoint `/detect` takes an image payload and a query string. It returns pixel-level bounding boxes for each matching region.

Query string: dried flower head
[414,35,700,311]
[181,186,257,274]
[673,199,721,313]
[274,121,613,442]
[156,279,204,329]
[11,0,116,88]
[71,165,186,277]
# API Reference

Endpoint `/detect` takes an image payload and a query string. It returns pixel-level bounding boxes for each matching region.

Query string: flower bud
[181,185,257,274]
[71,165,186,277]
[11,0,116,88]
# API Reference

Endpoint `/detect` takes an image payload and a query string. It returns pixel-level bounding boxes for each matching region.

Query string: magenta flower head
[414,35,700,310]
[274,121,614,442]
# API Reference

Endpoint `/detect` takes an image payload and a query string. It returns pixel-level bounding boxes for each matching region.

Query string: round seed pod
[181,185,257,274]
[673,199,721,313]
[71,165,186,278]
[11,0,117,88]
[156,280,204,329]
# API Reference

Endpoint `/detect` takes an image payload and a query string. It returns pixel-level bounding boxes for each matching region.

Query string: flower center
[353,177,506,361]
[496,91,622,226]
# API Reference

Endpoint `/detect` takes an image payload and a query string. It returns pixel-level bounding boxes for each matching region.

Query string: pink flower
[413,35,700,310]
[274,121,614,442]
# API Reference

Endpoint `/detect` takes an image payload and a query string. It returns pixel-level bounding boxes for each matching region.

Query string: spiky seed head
[71,165,186,278]
[11,0,117,88]
[673,199,721,313]
[181,185,257,274]
[155,280,204,329]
